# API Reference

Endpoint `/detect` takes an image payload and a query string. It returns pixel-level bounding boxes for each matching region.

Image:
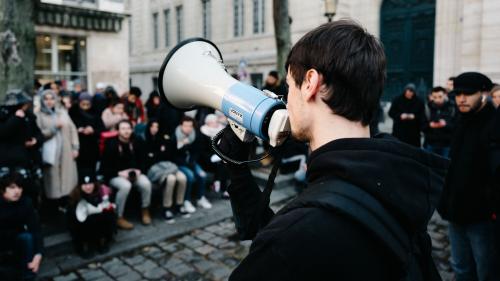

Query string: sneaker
[163,209,176,224]
[176,205,191,218]
[183,200,196,213]
[213,181,221,193]
[197,196,212,209]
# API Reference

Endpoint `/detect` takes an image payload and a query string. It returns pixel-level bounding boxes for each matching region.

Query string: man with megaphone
[159,19,449,281]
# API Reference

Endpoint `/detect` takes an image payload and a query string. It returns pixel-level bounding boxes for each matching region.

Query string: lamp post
[324,0,338,22]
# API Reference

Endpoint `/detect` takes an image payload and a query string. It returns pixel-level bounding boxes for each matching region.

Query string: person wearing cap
[69,92,105,174]
[388,83,426,147]
[0,90,44,203]
[437,72,500,281]
[0,171,43,281]
[67,172,116,258]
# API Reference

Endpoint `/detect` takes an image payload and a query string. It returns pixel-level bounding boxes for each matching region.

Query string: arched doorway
[380,0,436,101]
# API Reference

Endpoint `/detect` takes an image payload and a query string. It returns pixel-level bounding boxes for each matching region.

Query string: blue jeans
[449,222,500,281]
[178,164,206,201]
[16,232,36,281]
[425,144,450,159]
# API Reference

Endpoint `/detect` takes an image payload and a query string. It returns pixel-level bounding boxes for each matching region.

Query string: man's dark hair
[116,119,133,130]
[129,86,142,97]
[0,172,22,194]
[180,115,196,127]
[448,76,456,82]
[268,71,279,80]
[285,19,386,126]
[432,86,447,94]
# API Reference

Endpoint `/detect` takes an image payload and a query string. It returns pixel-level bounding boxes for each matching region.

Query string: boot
[117,217,134,230]
[142,208,152,225]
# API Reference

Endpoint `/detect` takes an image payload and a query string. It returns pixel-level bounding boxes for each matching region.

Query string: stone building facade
[129,0,500,101]
[35,0,130,94]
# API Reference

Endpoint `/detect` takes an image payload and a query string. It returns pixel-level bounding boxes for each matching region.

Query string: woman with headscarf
[36,90,79,211]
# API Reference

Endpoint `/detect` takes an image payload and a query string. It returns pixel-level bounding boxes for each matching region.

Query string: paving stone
[192,259,218,273]
[78,268,106,280]
[54,272,78,281]
[160,242,181,253]
[218,241,237,249]
[194,244,216,255]
[208,250,226,261]
[143,267,168,280]
[101,257,123,271]
[203,225,221,234]
[195,231,215,242]
[208,266,231,281]
[164,257,184,269]
[92,276,114,281]
[123,255,146,266]
[174,248,198,262]
[134,259,157,273]
[206,237,228,247]
[105,264,131,278]
[118,270,142,281]
[222,258,239,267]
[166,262,195,277]
[182,271,205,281]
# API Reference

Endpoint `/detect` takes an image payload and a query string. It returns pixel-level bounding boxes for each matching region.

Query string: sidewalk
[39,171,298,279]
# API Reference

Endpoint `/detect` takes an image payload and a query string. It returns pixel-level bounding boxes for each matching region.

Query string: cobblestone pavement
[45,205,455,281]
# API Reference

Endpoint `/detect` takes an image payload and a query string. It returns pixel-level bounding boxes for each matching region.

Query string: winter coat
[100,136,146,182]
[101,108,128,130]
[438,102,500,224]
[389,94,426,147]
[69,107,104,169]
[423,101,456,147]
[143,126,178,172]
[0,114,31,168]
[36,108,79,199]
[174,127,202,168]
[155,104,184,136]
[226,134,448,281]
[0,197,42,255]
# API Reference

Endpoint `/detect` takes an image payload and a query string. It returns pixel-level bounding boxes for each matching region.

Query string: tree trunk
[0,0,35,100]
[273,0,292,81]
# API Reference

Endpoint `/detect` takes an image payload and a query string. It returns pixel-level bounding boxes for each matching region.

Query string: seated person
[67,171,116,258]
[0,172,42,281]
[199,113,229,198]
[144,120,189,223]
[100,120,152,230]
[101,100,128,131]
[175,116,211,212]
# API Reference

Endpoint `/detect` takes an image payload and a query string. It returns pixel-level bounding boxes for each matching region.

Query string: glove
[217,125,253,165]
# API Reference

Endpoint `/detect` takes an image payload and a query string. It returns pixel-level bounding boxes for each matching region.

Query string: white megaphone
[158,38,290,147]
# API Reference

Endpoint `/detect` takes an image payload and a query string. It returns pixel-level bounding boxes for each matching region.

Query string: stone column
[0,0,35,100]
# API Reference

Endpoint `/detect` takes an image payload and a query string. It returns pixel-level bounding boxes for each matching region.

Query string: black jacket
[69,107,104,167]
[100,136,147,182]
[227,134,448,281]
[389,95,426,147]
[143,130,177,172]
[174,130,202,168]
[0,114,32,168]
[438,102,500,224]
[0,197,43,255]
[424,101,456,147]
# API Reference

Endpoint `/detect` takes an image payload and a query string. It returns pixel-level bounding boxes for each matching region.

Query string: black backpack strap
[279,178,411,270]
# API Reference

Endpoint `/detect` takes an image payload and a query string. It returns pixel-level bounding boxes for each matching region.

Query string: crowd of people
[0,80,245,280]
[389,73,500,280]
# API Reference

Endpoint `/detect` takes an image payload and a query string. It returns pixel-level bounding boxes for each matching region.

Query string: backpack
[278,177,442,281]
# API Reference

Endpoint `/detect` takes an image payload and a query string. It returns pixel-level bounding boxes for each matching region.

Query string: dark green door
[380,0,435,101]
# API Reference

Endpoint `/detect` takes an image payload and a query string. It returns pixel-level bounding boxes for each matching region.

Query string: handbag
[42,136,57,165]
[147,161,178,184]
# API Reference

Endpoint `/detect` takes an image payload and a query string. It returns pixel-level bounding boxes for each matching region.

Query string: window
[176,5,183,43]
[152,12,159,49]
[35,34,87,88]
[164,9,171,47]
[202,0,211,39]
[233,0,244,37]
[253,0,265,34]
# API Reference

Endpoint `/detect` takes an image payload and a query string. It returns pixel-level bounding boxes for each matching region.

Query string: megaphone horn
[158,38,290,147]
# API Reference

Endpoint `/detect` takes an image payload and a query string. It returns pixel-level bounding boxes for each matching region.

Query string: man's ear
[301,69,322,102]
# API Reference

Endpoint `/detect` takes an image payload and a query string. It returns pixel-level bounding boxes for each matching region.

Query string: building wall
[130,0,500,99]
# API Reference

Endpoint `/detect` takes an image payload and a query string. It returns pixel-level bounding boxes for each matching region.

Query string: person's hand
[15,109,25,118]
[56,119,64,129]
[25,138,37,147]
[27,254,42,273]
[72,150,79,159]
[439,119,446,127]
[400,113,408,120]
[83,126,94,135]
[217,126,253,164]
[430,121,438,128]
[134,169,141,176]
[118,169,130,179]
[407,113,415,120]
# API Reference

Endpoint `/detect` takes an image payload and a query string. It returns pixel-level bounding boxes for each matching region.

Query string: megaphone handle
[211,128,271,166]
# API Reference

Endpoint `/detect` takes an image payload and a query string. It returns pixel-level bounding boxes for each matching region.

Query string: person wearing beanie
[437,72,500,281]
[69,92,105,175]
[67,171,116,258]
[389,83,426,147]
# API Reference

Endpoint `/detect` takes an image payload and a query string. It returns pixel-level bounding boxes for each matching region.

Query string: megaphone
[158,38,290,147]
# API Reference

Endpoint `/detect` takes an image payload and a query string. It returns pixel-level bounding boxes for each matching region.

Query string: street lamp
[324,0,338,22]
